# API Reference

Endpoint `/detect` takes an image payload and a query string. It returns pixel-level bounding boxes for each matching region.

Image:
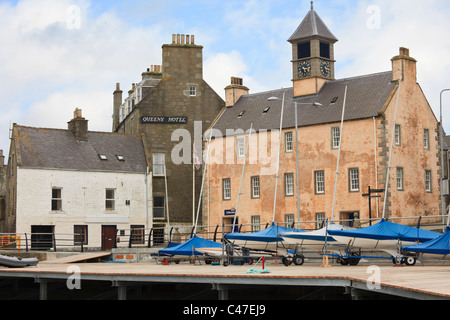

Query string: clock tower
[289,1,338,97]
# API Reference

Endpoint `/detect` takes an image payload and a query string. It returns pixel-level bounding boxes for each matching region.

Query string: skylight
[263,107,270,114]
[238,111,245,118]
[331,97,339,104]
[99,154,107,161]
[116,155,125,161]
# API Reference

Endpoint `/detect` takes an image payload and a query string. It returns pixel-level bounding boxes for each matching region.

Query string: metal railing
[0,232,85,252]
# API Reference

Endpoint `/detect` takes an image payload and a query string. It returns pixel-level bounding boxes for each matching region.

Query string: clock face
[320,60,331,78]
[297,60,311,78]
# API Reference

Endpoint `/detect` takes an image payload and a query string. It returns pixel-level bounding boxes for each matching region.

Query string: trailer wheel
[348,252,361,266]
[282,256,292,266]
[404,256,416,266]
[338,257,349,265]
[293,254,305,266]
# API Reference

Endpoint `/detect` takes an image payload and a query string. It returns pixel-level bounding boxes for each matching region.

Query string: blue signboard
[225,209,236,216]
[140,116,188,124]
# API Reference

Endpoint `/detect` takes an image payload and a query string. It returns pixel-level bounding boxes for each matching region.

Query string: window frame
[223,178,231,201]
[425,169,432,193]
[237,137,245,159]
[153,196,165,219]
[284,173,294,196]
[396,167,404,191]
[285,131,293,153]
[314,170,325,194]
[331,126,340,149]
[105,188,116,211]
[395,124,402,146]
[348,168,360,192]
[251,176,260,199]
[153,153,166,176]
[424,128,430,150]
[51,188,63,212]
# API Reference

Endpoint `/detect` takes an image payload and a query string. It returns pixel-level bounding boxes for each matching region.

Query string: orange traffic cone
[162,258,169,265]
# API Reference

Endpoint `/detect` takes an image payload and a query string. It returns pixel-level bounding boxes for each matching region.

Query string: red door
[102,226,117,251]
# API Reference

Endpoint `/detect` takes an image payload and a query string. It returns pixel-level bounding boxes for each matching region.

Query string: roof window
[238,111,245,118]
[330,96,339,104]
[99,154,107,161]
[116,155,125,161]
[263,107,270,114]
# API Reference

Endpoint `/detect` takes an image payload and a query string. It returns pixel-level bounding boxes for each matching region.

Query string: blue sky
[1,0,450,158]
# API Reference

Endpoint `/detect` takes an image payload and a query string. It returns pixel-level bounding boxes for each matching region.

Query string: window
[316,212,326,229]
[251,216,261,232]
[297,41,311,59]
[99,154,107,161]
[251,176,260,198]
[285,132,293,153]
[153,197,165,219]
[397,167,404,191]
[223,179,231,200]
[424,129,430,150]
[320,41,330,59]
[331,126,340,149]
[130,225,145,245]
[153,154,165,176]
[189,85,197,96]
[285,214,295,228]
[74,225,87,246]
[51,188,62,211]
[285,173,294,196]
[116,155,125,161]
[349,168,360,192]
[237,138,245,158]
[330,96,339,104]
[263,106,270,114]
[425,170,432,193]
[105,189,115,211]
[395,124,401,146]
[315,171,325,194]
[238,111,245,118]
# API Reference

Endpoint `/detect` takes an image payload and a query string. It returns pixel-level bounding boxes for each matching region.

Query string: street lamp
[267,96,322,228]
[440,89,450,227]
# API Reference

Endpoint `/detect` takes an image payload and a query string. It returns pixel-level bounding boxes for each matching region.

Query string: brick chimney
[68,108,89,141]
[225,77,249,107]
[112,83,123,132]
[391,47,417,83]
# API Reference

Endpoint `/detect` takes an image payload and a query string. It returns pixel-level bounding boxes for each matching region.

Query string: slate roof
[288,8,338,43]
[14,126,148,173]
[212,71,397,134]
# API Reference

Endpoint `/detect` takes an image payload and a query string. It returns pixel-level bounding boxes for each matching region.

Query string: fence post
[52,231,57,252]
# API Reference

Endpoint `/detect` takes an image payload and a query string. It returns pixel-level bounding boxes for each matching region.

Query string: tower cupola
[289,1,338,97]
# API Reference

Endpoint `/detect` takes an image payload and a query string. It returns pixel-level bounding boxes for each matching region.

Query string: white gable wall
[16,167,152,250]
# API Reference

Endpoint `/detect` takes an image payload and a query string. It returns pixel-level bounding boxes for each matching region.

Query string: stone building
[0,150,6,231]
[204,5,441,231]
[4,109,150,250]
[113,34,225,234]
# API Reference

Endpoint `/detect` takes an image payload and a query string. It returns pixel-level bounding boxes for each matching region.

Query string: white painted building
[5,109,152,251]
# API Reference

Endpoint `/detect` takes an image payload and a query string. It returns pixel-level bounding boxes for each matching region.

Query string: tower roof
[288,4,338,43]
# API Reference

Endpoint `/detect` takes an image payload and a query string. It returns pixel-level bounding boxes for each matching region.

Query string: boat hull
[0,255,39,268]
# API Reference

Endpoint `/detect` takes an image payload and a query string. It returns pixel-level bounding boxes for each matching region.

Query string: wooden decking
[0,258,449,300]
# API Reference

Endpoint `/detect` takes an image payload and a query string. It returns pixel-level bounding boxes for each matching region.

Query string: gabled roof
[212,71,397,134]
[14,126,148,173]
[288,8,338,43]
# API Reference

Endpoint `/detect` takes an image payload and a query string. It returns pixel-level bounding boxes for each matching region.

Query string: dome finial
[311,1,314,10]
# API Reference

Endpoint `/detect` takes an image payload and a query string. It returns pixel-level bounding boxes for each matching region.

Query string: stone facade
[114,34,225,231]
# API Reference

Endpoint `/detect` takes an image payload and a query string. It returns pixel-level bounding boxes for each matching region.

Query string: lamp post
[440,89,450,226]
[267,96,322,228]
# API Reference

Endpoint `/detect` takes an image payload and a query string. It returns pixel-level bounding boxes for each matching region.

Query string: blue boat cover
[327,219,440,243]
[158,236,222,256]
[225,223,303,243]
[402,227,450,255]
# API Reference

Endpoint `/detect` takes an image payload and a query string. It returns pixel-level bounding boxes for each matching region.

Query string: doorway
[31,225,54,251]
[101,225,117,251]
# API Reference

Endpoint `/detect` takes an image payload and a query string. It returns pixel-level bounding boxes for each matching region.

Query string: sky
[1,0,450,159]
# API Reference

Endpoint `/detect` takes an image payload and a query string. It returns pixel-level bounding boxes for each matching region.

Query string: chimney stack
[68,108,89,141]
[225,77,249,107]
[112,83,123,131]
[391,47,417,83]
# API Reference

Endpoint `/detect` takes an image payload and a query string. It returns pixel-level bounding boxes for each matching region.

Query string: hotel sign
[140,116,188,124]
